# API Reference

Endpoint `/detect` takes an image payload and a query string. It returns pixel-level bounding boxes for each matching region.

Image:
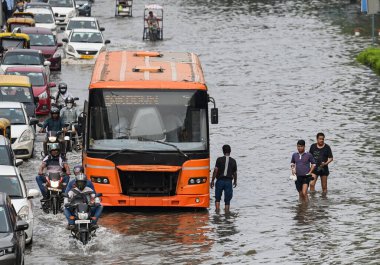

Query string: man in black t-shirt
[210,145,237,213]
[309,132,333,194]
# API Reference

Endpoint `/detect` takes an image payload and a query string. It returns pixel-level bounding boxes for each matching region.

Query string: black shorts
[312,167,329,177]
[295,175,313,192]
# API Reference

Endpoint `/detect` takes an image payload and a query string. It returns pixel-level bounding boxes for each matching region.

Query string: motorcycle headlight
[18,205,29,221]
[38,91,48,99]
[48,136,57,142]
[78,212,88,220]
[67,45,75,54]
[19,129,33,142]
[50,180,59,188]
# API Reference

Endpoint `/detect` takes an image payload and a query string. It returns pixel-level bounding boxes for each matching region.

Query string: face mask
[60,89,67,94]
[66,103,73,109]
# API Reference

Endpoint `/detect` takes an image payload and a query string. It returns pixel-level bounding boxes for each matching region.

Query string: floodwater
[21,0,380,264]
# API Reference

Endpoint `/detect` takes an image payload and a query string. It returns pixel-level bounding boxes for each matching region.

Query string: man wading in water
[211,145,237,213]
[309,133,333,195]
[290,140,316,202]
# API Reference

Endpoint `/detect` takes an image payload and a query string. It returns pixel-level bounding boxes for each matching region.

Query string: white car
[26,8,58,35]
[62,16,104,38]
[0,102,38,159]
[0,165,40,244]
[49,0,78,24]
[62,29,110,59]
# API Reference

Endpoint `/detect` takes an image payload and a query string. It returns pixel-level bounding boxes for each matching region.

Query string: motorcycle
[65,192,102,245]
[37,123,66,157]
[63,122,80,153]
[41,172,66,214]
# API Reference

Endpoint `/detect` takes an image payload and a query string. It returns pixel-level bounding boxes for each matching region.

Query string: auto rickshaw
[143,4,163,41]
[11,12,35,19]
[0,33,30,57]
[115,0,132,17]
[0,118,11,140]
[6,17,36,33]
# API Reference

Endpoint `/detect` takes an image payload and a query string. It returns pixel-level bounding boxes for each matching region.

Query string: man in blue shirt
[290,140,316,202]
[39,107,65,156]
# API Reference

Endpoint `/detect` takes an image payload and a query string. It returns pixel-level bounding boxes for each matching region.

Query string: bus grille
[118,170,179,197]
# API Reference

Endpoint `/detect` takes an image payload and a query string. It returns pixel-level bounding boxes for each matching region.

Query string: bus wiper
[105,148,154,159]
[138,137,189,159]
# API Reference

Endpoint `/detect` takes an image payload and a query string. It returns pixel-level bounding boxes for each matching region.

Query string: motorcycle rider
[66,165,96,192]
[60,96,81,148]
[36,143,70,201]
[54,83,73,109]
[64,173,103,231]
[39,107,66,156]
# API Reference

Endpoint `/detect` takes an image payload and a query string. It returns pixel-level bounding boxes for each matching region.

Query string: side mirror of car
[15,159,23,167]
[29,118,39,126]
[50,95,55,100]
[211,108,218,124]
[15,220,29,231]
[62,38,68,43]
[49,82,56,87]
[99,27,105,31]
[34,96,39,104]
[27,188,40,199]
[104,40,110,44]
[37,122,43,128]
[57,42,63,47]
[44,61,51,66]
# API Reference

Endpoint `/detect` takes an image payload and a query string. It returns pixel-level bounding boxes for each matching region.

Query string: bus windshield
[88,89,208,152]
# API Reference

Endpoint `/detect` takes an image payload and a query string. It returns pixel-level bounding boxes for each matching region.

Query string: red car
[20,27,63,71]
[5,67,56,115]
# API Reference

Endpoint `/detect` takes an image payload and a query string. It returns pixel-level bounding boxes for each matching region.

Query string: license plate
[48,187,62,192]
[75,220,91,224]
[80,55,94,59]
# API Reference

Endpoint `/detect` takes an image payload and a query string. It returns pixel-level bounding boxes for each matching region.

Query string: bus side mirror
[211,108,218,124]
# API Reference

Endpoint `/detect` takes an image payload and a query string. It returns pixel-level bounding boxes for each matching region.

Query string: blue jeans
[64,205,103,225]
[36,175,70,197]
[215,178,233,205]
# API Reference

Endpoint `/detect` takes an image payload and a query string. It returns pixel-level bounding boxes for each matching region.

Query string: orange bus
[81,51,218,207]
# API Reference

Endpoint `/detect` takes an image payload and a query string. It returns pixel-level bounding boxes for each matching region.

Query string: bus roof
[0,75,31,87]
[90,51,207,90]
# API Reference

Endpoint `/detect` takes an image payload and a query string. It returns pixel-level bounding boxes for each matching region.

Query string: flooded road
[21,0,380,264]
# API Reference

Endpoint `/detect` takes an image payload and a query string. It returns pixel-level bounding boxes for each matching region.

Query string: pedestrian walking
[290,140,316,202]
[210,144,237,212]
[3,0,14,23]
[309,132,333,195]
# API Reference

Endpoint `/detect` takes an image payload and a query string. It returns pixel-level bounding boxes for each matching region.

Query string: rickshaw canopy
[0,118,11,140]
[12,12,35,19]
[6,17,36,32]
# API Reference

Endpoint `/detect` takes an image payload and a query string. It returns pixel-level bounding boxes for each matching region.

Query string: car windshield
[29,33,55,46]
[0,176,23,198]
[0,108,26,124]
[89,90,208,151]
[0,206,9,233]
[0,146,12,166]
[67,20,97,30]
[49,0,73,7]
[70,32,103,43]
[3,53,42,65]
[0,86,33,104]
[34,13,54,23]
[7,71,45,86]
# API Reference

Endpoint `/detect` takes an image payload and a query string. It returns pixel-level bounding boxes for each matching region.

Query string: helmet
[75,173,87,191]
[65,96,74,109]
[58,83,67,94]
[50,107,60,115]
[49,143,60,156]
[73,165,84,175]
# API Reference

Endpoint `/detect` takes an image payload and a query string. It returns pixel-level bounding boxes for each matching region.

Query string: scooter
[65,192,102,245]
[41,172,67,215]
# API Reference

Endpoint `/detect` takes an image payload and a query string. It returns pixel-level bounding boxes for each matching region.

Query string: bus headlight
[188,177,207,185]
[91,176,109,184]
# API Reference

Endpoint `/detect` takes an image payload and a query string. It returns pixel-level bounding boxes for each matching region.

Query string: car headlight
[0,246,15,256]
[19,129,33,142]
[38,91,48,99]
[67,45,75,53]
[18,205,29,221]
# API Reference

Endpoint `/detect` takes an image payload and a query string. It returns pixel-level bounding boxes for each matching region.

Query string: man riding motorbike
[36,143,70,201]
[53,83,73,109]
[64,173,103,230]
[66,165,96,192]
[60,97,80,124]
[39,107,66,156]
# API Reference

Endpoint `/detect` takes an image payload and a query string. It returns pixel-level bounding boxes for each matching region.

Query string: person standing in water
[290,140,316,202]
[309,133,333,195]
[211,145,237,212]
